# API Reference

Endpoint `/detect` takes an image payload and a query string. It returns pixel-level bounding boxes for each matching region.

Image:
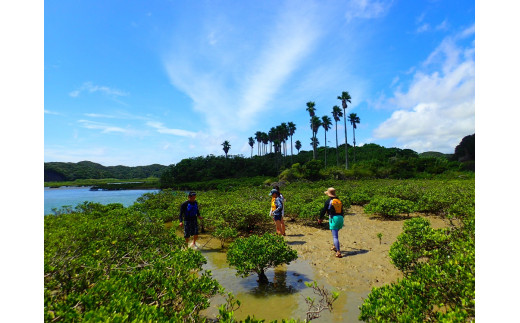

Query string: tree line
[222,90,362,168]
[44,161,168,182]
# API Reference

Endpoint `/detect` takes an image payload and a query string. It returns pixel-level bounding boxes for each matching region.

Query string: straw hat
[324,187,337,197]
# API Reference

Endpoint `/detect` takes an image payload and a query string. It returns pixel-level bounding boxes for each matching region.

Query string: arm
[319,198,329,221]
[274,198,283,214]
[179,202,186,225]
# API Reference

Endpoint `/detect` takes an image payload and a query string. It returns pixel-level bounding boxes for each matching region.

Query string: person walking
[269,189,285,236]
[319,187,344,258]
[179,191,204,248]
[273,185,286,234]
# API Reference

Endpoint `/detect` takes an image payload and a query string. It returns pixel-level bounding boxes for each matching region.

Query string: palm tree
[310,115,322,160]
[348,113,360,163]
[287,122,296,162]
[261,132,269,155]
[310,137,320,150]
[337,91,352,169]
[255,131,262,156]
[295,140,302,154]
[222,140,231,158]
[332,105,343,166]
[321,115,332,168]
[306,101,316,117]
[248,137,255,158]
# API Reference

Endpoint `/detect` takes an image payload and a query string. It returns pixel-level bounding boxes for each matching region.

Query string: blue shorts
[183,219,199,238]
[273,214,283,221]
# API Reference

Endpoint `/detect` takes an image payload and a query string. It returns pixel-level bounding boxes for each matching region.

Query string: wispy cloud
[69,82,128,98]
[344,0,393,22]
[44,109,62,115]
[83,113,117,118]
[374,26,475,153]
[163,1,323,136]
[146,121,198,138]
[78,119,145,136]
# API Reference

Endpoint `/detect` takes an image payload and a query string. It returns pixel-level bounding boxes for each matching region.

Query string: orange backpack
[329,197,343,216]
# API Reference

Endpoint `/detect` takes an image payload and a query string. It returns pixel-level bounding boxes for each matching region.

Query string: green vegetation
[45,178,474,321]
[227,233,298,283]
[359,215,474,321]
[45,161,167,182]
[44,202,221,322]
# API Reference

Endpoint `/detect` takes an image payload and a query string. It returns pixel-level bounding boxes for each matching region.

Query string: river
[44,186,160,215]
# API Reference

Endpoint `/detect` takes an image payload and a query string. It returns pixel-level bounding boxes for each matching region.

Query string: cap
[188,191,197,197]
[269,189,278,196]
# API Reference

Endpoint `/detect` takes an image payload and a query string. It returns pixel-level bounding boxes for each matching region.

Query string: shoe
[331,246,337,251]
[191,243,199,249]
[335,253,343,258]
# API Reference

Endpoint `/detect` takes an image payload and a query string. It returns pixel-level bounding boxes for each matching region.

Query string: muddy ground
[280,205,450,292]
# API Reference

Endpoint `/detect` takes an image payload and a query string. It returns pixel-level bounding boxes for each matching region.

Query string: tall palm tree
[287,122,296,162]
[261,132,269,155]
[222,140,231,158]
[332,105,343,166]
[310,137,320,150]
[337,91,352,169]
[255,131,262,156]
[248,137,255,158]
[348,113,360,163]
[321,115,332,168]
[310,115,322,160]
[306,101,316,117]
[295,140,302,154]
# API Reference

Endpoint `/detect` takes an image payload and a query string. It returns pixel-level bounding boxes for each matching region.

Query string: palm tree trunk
[290,135,293,163]
[324,131,327,168]
[313,131,316,159]
[343,109,348,169]
[335,121,339,166]
[352,126,356,164]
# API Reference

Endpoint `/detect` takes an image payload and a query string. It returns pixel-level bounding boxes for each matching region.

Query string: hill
[44,161,168,182]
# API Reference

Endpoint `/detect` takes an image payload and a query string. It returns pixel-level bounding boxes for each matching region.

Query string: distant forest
[44,161,168,182]
[45,134,475,186]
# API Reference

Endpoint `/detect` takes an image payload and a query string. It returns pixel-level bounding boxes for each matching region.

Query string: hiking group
[178,186,345,258]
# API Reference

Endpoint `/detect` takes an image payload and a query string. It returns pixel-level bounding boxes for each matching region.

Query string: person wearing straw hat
[319,187,344,258]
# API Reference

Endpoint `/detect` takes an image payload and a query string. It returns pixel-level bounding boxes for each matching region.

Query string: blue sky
[44,0,475,166]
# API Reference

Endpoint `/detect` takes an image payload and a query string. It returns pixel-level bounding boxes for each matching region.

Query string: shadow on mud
[343,248,369,257]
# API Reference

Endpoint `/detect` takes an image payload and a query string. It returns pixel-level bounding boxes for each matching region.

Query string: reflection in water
[194,232,367,322]
[249,267,307,296]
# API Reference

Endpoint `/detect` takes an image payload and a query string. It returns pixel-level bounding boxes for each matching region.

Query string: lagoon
[44,187,160,215]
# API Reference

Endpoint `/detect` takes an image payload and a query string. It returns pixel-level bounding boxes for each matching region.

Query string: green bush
[227,233,298,283]
[359,216,475,321]
[364,196,416,218]
[45,203,222,321]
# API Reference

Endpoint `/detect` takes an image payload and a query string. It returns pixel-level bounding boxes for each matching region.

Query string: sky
[44,0,475,166]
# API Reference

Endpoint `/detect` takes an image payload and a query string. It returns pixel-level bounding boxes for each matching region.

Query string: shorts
[273,214,283,221]
[183,219,199,238]
[329,215,344,230]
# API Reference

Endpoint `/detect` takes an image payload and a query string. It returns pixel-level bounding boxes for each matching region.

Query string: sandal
[331,246,337,251]
[335,253,343,258]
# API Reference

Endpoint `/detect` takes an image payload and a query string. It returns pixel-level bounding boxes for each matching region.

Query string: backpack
[186,202,198,219]
[328,197,343,216]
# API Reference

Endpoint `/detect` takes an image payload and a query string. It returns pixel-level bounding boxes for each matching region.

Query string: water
[193,233,367,322]
[44,186,160,215]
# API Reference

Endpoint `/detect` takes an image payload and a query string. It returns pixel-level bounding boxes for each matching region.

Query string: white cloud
[146,121,198,138]
[78,119,143,136]
[344,0,393,22]
[373,27,475,153]
[417,23,430,33]
[69,82,128,98]
[163,1,322,136]
[44,109,61,115]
